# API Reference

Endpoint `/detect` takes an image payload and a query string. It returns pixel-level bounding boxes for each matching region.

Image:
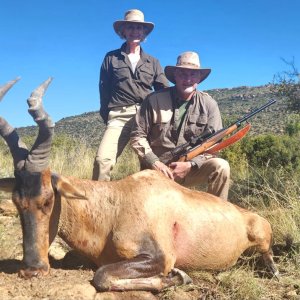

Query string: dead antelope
[0,78,278,292]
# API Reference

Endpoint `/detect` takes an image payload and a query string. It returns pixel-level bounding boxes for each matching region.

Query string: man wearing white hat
[131,51,230,200]
[93,9,169,181]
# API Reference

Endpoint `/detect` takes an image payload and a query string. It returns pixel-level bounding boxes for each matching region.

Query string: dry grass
[49,135,139,180]
[0,144,14,178]
[50,137,95,179]
[230,165,300,244]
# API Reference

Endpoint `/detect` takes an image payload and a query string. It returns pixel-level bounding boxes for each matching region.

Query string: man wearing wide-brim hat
[93,9,169,181]
[131,51,230,200]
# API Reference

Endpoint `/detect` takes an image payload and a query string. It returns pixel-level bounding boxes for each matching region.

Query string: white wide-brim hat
[113,9,154,39]
[165,51,211,84]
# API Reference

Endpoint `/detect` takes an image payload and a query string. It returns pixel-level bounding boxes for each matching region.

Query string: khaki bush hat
[165,51,211,84]
[113,9,154,38]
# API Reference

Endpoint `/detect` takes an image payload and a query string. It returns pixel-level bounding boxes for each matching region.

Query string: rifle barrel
[232,99,276,126]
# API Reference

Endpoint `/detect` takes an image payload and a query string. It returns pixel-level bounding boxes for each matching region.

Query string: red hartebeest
[0,78,278,292]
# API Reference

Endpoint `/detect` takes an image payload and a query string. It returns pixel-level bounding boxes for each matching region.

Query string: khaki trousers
[92,105,139,181]
[176,157,230,201]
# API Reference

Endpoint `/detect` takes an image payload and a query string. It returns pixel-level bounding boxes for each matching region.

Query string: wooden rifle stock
[178,124,238,162]
[206,123,251,154]
[177,99,276,162]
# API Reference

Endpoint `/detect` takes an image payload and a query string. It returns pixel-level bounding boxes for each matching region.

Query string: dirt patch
[0,257,218,300]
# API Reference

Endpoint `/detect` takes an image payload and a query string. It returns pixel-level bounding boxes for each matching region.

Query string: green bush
[220,132,300,205]
[242,134,299,172]
[222,133,299,173]
[285,114,300,137]
[221,139,249,180]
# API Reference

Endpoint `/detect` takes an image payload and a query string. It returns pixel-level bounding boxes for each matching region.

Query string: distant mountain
[17,85,287,147]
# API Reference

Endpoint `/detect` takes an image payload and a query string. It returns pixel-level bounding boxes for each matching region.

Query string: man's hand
[169,161,192,180]
[152,161,174,180]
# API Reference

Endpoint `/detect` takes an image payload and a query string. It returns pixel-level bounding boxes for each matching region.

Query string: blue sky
[1,0,299,127]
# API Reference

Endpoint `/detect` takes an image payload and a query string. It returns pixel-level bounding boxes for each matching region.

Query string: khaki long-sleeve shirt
[99,43,169,123]
[131,87,223,168]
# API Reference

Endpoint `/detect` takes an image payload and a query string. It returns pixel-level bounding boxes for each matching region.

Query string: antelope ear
[51,174,87,200]
[0,178,15,193]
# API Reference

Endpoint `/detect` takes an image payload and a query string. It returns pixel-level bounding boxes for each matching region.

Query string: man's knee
[208,158,230,200]
[217,159,230,179]
[208,158,230,186]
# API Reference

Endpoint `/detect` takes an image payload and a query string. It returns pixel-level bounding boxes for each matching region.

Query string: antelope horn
[0,77,20,101]
[0,77,29,171]
[27,77,54,127]
[24,78,55,172]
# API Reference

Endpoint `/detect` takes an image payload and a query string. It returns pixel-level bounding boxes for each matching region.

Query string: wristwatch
[189,160,197,170]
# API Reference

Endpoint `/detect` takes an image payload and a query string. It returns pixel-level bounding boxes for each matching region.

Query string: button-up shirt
[99,43,169,123]
[131,87,223,168]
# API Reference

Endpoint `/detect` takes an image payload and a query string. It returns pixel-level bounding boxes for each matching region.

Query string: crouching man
[130,51,230,200]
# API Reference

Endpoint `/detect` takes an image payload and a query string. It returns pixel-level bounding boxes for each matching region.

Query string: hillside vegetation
[16,84,287,147]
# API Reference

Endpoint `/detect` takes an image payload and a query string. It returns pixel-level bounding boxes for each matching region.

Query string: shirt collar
[120,43,151,63]
[171,86,196,107]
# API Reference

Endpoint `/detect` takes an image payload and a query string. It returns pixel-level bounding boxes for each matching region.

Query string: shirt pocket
[150,110,173,146]
[112,65,129,83]
[150,123,172,146]
[138,65,154,87]
[186,114,208,137]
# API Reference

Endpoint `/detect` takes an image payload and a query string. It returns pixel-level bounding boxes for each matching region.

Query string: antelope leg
[93,255,191,292]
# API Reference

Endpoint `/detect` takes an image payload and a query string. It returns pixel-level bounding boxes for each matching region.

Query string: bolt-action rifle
[170,99,276,162]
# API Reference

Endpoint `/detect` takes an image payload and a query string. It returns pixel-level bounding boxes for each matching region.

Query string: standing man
[93,9,169,181]
[131,51,230,200]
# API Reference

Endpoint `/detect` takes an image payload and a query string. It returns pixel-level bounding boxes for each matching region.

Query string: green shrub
[221,139,249,180]
[222,133,299,174]
[285,114,300,137]
[242,134,299,172]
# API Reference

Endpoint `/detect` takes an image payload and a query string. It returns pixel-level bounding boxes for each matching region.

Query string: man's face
[122,23,146,43]
[174,69,201,99]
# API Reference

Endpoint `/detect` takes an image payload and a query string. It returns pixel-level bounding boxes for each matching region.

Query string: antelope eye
[44,200,51,208]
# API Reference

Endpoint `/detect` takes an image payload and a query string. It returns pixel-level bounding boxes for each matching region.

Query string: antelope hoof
[273,270,280,281]
[267,262,280,281]
[19,265,49,279]
[171,268,193,285]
